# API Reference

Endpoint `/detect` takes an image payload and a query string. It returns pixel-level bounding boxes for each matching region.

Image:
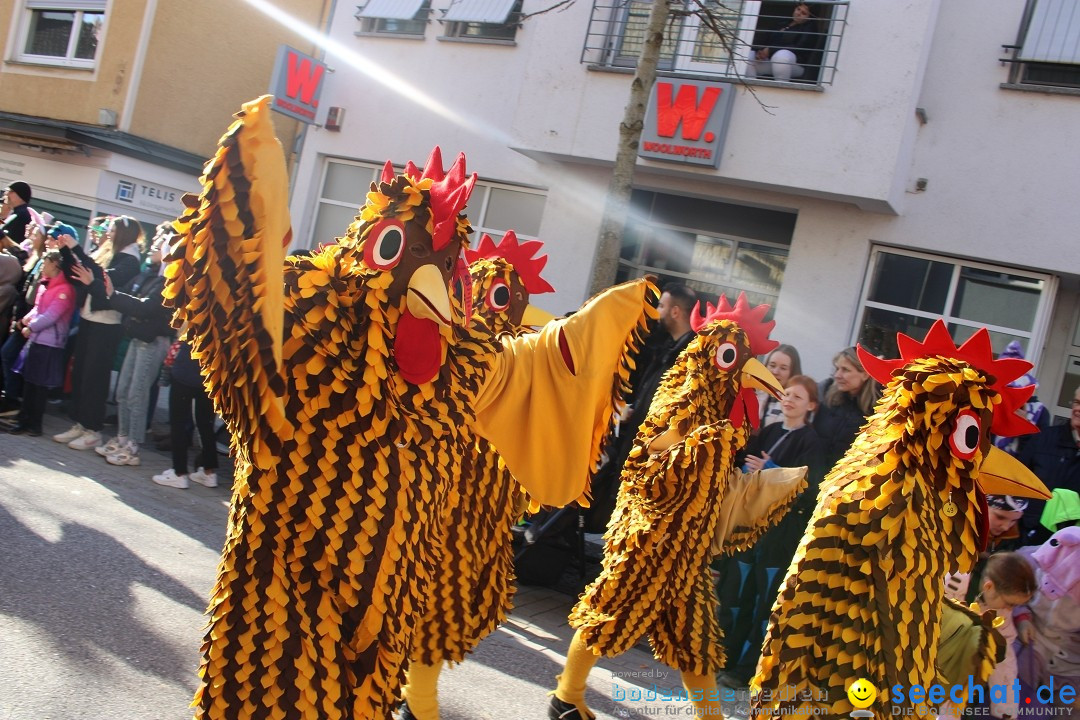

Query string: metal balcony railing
[581,0,848,87]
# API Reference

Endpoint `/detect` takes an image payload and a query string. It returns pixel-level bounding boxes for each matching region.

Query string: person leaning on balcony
[746,2,821,83]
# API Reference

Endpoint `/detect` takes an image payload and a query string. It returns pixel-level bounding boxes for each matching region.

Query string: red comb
[857,320,1037,437]
[418,147,477,251]
[464,231,554,295]
[690,293,778,356]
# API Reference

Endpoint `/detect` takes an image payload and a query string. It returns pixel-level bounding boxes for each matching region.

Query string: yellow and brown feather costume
[409,233,555,669]
[751,320,1051,719]
[570,295,800,676]
[166,97,656,720]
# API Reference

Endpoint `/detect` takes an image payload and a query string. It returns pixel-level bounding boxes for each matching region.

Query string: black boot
[549,696,595,720]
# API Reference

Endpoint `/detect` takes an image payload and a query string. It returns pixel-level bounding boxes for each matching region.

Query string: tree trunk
[587,0,673,296]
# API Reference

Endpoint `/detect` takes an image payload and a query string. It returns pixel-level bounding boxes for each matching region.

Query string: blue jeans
[1,331,26,400]
[115,336,170,445]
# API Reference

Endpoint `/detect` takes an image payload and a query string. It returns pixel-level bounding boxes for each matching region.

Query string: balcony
[581,0,848,87]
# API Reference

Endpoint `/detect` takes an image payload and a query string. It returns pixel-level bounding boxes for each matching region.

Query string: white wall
[291,0,1080,389]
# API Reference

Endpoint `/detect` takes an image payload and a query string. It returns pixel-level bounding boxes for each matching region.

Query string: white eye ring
[950,409,981,460]
[714,342,738,370]
[487,281,510,312]
[365,220,405,270]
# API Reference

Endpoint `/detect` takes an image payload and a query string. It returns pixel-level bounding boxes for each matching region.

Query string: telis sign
[639,79,735,168]
[268,45,328,124]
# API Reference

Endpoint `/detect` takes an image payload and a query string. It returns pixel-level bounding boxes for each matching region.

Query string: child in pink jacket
[9,249,75,436]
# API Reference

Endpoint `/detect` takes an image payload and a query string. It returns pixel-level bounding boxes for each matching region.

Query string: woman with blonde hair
[813,346,880,467]
[53,216,144,450]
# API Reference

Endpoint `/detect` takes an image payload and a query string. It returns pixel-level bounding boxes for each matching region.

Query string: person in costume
[751,320,1053,719]
[718,374,826,686]
[1015,526,1080,717]
[164,96,655,720]
[400,231,556,720]
[550,294,804,720]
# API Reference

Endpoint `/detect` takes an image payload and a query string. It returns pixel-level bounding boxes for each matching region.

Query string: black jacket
[813,379,873,469]
[754,20,822,65]
[59,245,142,312]
[739,422,827,567]
[0,204,31,248]
[107,267,172,342]
[1019,421,1080,541]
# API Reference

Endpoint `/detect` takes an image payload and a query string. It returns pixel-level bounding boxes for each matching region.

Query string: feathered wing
[714,466,808,555]
[470,278,657,507]
[163,95,291,467]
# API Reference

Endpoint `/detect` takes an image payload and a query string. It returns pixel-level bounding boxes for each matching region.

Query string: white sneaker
[189,467,218,488]
[68,430,102,451]
[152,468,189,489]
[96,435,125,457]
[106,440,141,466]
[53,423,85,443]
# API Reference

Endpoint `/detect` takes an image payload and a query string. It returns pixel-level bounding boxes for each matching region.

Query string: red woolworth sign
[268,45,328,124]
[639,79,735,168]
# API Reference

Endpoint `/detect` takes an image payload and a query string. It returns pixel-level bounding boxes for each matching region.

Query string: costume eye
[487,281,511,312]
[714,342,738,370]
[949,409,981,461]
[363,219,406,270]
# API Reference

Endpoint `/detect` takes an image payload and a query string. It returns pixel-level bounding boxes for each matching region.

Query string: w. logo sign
[639,79,735,168]
[269,45,328,124]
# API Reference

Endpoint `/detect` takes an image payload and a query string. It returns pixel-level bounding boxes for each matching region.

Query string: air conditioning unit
[325,107,345,132]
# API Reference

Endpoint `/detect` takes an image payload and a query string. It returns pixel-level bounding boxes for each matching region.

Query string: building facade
[287,0,1080,420]
[0,0,329,233]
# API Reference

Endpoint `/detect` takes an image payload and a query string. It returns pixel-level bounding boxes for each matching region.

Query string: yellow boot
[681,669,723,718]
[551,629,598,719]
[401,661,442,720]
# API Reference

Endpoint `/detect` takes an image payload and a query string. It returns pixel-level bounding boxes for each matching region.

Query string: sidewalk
[4,408,753,720]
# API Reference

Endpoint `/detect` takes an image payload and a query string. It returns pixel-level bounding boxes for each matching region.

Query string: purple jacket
[24,273,76,348]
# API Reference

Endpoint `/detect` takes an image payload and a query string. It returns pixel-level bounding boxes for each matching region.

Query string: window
[615,190,795,309]
[582,0,848,87]
[355,0,431,37]
[17,0,106,68]
[1003,0,1080,90]
[854,247,1054,364]
[440,0,523,42]
[306,159,547,249]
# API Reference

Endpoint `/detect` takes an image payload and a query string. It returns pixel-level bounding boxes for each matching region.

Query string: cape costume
[163,96,655,720]
[553,295,805,720]
[751,320,1052,719]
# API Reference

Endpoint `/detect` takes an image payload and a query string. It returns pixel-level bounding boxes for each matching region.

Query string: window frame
[15,0,107,69]
[852,245,1056,367]
[307,158,547,249]
[616,219,790,309]
[355,0,432,38]
[583,0,848,88]
[439,0,524,43]
[1002,0,1080,92]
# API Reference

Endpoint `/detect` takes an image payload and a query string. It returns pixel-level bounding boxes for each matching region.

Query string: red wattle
[395,311,443,385]
[731,388,760,429]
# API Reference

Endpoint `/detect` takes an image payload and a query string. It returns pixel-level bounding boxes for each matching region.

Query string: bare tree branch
[520,0,577,21]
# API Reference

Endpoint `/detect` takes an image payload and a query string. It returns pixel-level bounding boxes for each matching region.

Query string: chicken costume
[751,321,1052,719]
[552,295,806,720]
[164,97,655,720]
[401,232,557,720]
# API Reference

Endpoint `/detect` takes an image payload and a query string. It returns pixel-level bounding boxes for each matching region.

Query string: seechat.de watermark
[885,676,1077,716]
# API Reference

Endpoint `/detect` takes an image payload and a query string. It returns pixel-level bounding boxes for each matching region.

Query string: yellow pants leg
[402,661,442,720]
[554,629,599,719]
[681,670,723,718]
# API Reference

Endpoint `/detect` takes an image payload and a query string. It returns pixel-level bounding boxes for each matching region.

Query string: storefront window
[855,247,1052,364]
[615,190,794,312]
[306,159,546,249]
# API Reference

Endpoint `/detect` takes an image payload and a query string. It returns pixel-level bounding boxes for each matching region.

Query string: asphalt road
[0,414,717,720]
